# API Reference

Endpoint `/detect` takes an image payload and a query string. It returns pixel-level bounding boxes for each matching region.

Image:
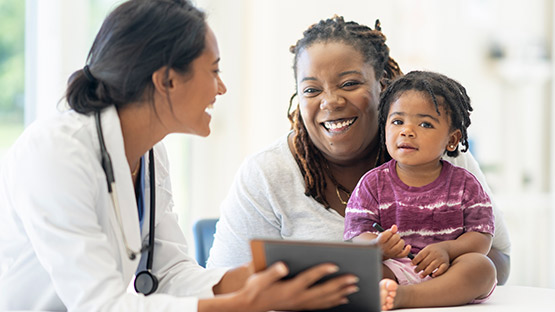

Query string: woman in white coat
[0,0,359,311]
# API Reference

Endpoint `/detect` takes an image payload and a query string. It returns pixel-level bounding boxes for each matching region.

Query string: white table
[399,285,554,311]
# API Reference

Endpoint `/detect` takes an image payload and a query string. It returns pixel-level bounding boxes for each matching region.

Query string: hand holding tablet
[250,239,382,312]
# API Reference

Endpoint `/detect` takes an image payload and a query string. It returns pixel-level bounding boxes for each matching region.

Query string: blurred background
[1,0,553,288]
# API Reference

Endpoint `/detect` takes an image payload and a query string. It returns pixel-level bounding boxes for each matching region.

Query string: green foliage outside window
[0,0,25,153]
[0,0,25,120]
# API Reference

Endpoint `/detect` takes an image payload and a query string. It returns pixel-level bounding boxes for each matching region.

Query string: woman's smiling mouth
[322,117,357,133]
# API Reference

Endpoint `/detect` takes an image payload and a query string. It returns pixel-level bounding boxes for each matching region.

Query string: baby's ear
[446,129,462,152]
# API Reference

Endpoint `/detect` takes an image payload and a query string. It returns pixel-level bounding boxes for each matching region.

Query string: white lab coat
[0,106,228,311]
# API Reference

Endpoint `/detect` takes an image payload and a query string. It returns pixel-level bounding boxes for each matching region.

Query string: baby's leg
[381,253,496,310]
[382,263,397,281]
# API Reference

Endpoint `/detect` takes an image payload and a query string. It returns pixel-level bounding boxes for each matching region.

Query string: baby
[344,71,496,310]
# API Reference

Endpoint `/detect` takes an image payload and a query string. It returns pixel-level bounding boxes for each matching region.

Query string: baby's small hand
[376,225,411,259]
[412,243,450,278]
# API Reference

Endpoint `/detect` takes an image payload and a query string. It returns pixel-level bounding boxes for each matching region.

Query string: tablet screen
[251,239,381,312]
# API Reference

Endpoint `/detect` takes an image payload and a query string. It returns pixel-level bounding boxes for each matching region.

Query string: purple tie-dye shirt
[344,159,494,254]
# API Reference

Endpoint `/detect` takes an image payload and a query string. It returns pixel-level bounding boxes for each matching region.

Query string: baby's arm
[412,231,492,278]
[353,225,412,260]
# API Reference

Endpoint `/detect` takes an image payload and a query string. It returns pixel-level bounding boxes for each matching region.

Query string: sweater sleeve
[207,154,283,268]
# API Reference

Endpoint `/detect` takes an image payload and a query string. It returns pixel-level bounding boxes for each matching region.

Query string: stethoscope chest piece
[134,270,159,296]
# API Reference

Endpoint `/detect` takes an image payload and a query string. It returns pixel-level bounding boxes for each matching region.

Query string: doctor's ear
[152,67,175,93]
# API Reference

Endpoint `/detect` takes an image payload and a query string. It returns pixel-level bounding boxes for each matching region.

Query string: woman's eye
[392,119,403,125]
[303,88,320,95]
[342,81,360,88]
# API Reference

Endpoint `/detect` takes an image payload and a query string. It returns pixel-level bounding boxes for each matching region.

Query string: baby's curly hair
[377,70,473,162]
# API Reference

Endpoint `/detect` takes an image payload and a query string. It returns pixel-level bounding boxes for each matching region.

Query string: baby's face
[385,90,460,167]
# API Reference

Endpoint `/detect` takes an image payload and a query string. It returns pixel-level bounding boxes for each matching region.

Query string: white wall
[26,0,555,288]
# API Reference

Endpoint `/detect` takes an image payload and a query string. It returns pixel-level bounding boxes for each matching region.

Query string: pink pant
[383,257,496,303]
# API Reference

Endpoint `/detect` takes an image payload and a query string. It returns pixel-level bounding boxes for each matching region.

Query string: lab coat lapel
[99,107,142,279]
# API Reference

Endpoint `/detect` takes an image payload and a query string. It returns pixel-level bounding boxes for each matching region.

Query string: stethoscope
[95,110,158,296]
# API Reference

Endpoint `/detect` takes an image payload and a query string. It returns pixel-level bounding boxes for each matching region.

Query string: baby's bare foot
[379,278,398,311]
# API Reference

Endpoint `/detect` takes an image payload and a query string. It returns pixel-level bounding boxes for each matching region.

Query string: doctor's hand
[212,262,254,295]
[200,262,359,312]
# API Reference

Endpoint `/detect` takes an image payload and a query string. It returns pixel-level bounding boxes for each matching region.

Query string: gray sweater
[207,134,511,268]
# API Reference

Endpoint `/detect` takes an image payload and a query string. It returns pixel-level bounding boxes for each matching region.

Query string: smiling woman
[296,42,381,168]
[161,28,227,137]
[0,1,359,311]
[207,15,511,288]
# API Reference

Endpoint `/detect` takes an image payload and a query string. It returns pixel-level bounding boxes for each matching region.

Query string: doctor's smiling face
[296,41,381,165]
[159,26,227,137]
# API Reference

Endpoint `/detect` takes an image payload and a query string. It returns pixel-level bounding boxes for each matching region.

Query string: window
[0,0,25,159]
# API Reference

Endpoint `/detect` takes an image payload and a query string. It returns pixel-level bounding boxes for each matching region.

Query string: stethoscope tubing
[94,110,157,295]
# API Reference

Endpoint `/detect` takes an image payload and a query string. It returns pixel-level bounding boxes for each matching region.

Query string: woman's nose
[319,91,345,111]
[217,76,227,95]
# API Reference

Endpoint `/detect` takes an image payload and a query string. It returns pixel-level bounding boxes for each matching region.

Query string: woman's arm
[444,152,511,283]
[201,262,359,312]
[212,263,253,294]
[207,155,285,268]
[487,248,510,285]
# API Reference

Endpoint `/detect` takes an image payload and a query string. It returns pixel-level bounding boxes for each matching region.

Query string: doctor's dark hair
[287,16,403,208]
[65,0,206,114]
[377,70,473,162]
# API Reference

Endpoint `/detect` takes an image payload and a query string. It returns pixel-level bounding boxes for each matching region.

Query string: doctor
[0,0,359,311]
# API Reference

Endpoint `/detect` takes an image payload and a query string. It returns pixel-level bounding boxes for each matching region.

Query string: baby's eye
[392,119,403,125]
[420,122,433,128]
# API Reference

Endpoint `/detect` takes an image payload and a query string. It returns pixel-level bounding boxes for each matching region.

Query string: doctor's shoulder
[4,111,100,176]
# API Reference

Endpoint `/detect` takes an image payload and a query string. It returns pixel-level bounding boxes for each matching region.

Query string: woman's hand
[376,225,411,260]
[200,262,360,312]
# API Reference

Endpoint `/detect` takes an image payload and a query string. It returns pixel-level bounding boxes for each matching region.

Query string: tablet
[250,239,382,312]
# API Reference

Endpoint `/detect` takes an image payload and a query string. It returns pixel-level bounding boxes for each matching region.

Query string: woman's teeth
[205,104,214,115]
[323,118,356,130]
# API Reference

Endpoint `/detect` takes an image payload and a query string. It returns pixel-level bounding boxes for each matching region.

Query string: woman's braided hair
[287,16,402,208]
[377,71,473,162]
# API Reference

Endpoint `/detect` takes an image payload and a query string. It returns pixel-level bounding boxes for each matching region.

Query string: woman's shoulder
[232,133,303,191]
[12,110,95,159]
[241,134,297,171]
[442,151,479,172]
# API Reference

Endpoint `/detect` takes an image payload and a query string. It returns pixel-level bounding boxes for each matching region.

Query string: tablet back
[251,239,381,312]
